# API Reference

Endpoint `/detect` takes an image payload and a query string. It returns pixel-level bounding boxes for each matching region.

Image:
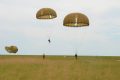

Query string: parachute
[63,13,89,27]
[63,12,90,55]
[36,8,57,43]
[5,46,18,53]
[36,8,57,19]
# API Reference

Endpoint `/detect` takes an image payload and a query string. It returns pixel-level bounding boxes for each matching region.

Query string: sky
[0,0,120,56]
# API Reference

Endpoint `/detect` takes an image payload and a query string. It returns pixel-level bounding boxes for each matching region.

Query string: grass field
[0,55,120,80]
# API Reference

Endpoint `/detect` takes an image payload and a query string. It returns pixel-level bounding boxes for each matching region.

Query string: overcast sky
[0,0,120,55]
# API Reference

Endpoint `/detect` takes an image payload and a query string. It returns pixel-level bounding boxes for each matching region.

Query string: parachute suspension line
[80,27,88,55]
[74,27,83,56]
[47,27,53,44]
[74,48,78,55]
[46,29,52,55]
[72,28,79,56]
[79,27,84,55]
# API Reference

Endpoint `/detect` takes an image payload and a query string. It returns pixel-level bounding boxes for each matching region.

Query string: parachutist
[48,38,51,43]
[75,53,77,60]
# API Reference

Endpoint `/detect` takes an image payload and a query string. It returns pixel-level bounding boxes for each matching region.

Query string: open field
[0,55,120,80]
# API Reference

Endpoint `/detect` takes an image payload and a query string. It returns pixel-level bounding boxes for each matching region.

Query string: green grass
[0,55,120,80]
